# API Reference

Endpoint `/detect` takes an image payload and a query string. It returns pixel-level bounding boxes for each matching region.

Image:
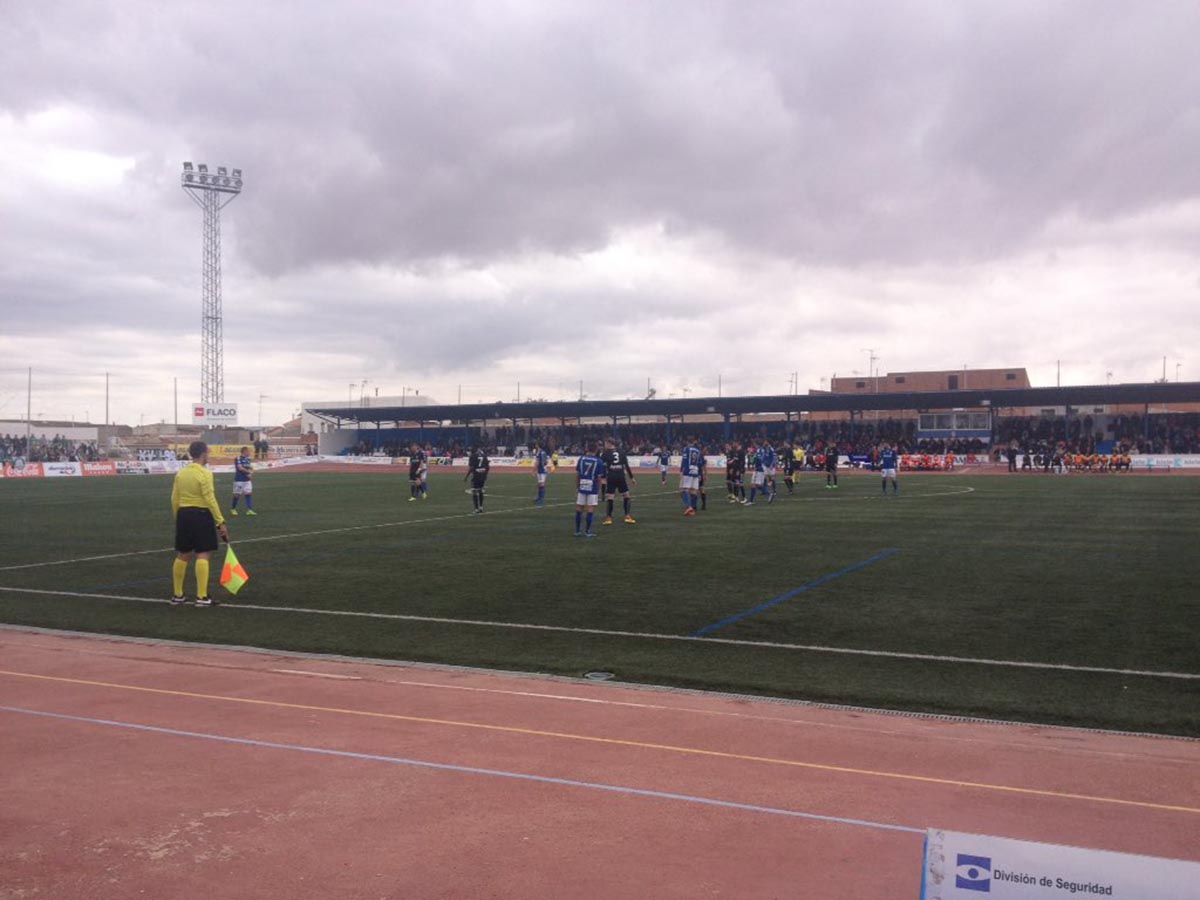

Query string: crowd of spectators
[0,433,101,463]
[343,413,1199,461]
[348,417,986,459]
[996,413,1200,457]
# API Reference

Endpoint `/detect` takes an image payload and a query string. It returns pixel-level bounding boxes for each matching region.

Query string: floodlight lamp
[217,166,227,175]
[183,161,193,171]
[184,173,194,182]
[231,168,241,177]
[222,177,231,186]
[198,163,208,173]
[232,178,242,188]
[199,174,208,184]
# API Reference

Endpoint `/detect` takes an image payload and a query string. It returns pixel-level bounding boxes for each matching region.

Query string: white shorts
[537,473,547,485]
[232,480,253,495]
[764,466,777,477]
[576,492,599,507]
[659,465,668,475]
[751,472,765,486]
[882,468,897,478]
[680,475,700,490]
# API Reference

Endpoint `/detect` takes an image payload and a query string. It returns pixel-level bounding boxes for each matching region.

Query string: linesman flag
[220,544,249,595]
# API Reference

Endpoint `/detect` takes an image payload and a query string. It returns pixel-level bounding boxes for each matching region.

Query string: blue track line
[690,548,902,637]
[0,705,920,836]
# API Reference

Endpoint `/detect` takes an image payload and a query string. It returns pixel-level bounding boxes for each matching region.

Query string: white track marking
[0,584,1194,681]
[268,668,362,680]
[0,486,976,572]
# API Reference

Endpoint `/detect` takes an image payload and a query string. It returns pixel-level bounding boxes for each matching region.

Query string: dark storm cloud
[5,0,1199,277]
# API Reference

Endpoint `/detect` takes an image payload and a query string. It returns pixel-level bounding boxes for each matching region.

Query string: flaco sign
[192,403,239,425]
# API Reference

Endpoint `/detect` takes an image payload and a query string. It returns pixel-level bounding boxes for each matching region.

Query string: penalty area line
[0,584,1195,681]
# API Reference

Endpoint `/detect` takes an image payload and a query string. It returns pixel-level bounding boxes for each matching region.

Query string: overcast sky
[2,0,1197,426]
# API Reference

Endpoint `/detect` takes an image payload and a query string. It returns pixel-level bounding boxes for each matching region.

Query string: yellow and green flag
[220,544,249,595]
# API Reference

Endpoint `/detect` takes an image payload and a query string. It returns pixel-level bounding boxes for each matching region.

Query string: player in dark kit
[725,442,744,503]
[824,444,839,488]
[464,445,490,514]
[780,441,797,493]
[408,442,428,501]
[601,438,637,525]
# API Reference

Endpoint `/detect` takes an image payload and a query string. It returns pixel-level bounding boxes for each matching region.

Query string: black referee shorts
[175,507,218,554]
[471,472,488,490]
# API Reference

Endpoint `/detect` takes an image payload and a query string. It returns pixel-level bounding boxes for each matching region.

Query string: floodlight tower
[181,162,243,403]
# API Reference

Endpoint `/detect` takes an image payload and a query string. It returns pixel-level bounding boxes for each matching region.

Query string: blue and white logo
[955,854,991,892]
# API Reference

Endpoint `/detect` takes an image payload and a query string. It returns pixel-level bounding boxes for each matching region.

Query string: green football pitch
[1,468,1197,736]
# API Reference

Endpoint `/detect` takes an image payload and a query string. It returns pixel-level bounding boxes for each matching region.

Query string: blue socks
[586,512,594,532]
[575,511,582,532]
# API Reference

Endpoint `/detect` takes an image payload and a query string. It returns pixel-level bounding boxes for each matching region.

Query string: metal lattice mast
[181,162,243,404]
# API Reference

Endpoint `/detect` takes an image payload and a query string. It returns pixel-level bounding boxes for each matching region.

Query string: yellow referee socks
[172,559,187,597]
[195,558,210,599]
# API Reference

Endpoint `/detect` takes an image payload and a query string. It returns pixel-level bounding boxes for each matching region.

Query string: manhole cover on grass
[583,671,615,681]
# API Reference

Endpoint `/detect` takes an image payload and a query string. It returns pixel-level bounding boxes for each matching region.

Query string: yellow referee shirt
[171,462,225,526]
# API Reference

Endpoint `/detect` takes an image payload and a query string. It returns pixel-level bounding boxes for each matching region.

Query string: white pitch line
[0,491,671,572]
[0,485,977,573]
[0,584,1194,681]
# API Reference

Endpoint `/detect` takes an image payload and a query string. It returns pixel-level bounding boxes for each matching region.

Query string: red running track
[1,628,1197,899]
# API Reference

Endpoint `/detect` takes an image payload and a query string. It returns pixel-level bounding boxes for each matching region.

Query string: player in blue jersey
[879,443,900,495]
[657,448,671,484]
[679,438,703,516]
[574,441,607,537]
[760,441,778,502]
[531,442,550,506]
[745,442,766,505]
[230,446,256,516]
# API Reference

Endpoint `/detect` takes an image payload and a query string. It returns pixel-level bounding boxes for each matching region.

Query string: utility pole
[579,380,584,401]
[174,378,178,431]
[1056,360,1061,387]
[105,371,110,426]
[861,349,879,388]
[25,367,31,457]
[718,374,722,397]
[258,393,269,427]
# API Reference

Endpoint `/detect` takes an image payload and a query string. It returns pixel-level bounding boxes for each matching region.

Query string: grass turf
[1,467,1197,735]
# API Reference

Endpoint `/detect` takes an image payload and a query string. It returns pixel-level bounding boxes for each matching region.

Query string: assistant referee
[171,440,229,606]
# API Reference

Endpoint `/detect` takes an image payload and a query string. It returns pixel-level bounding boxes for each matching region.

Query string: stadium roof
[305,381,1200,426]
